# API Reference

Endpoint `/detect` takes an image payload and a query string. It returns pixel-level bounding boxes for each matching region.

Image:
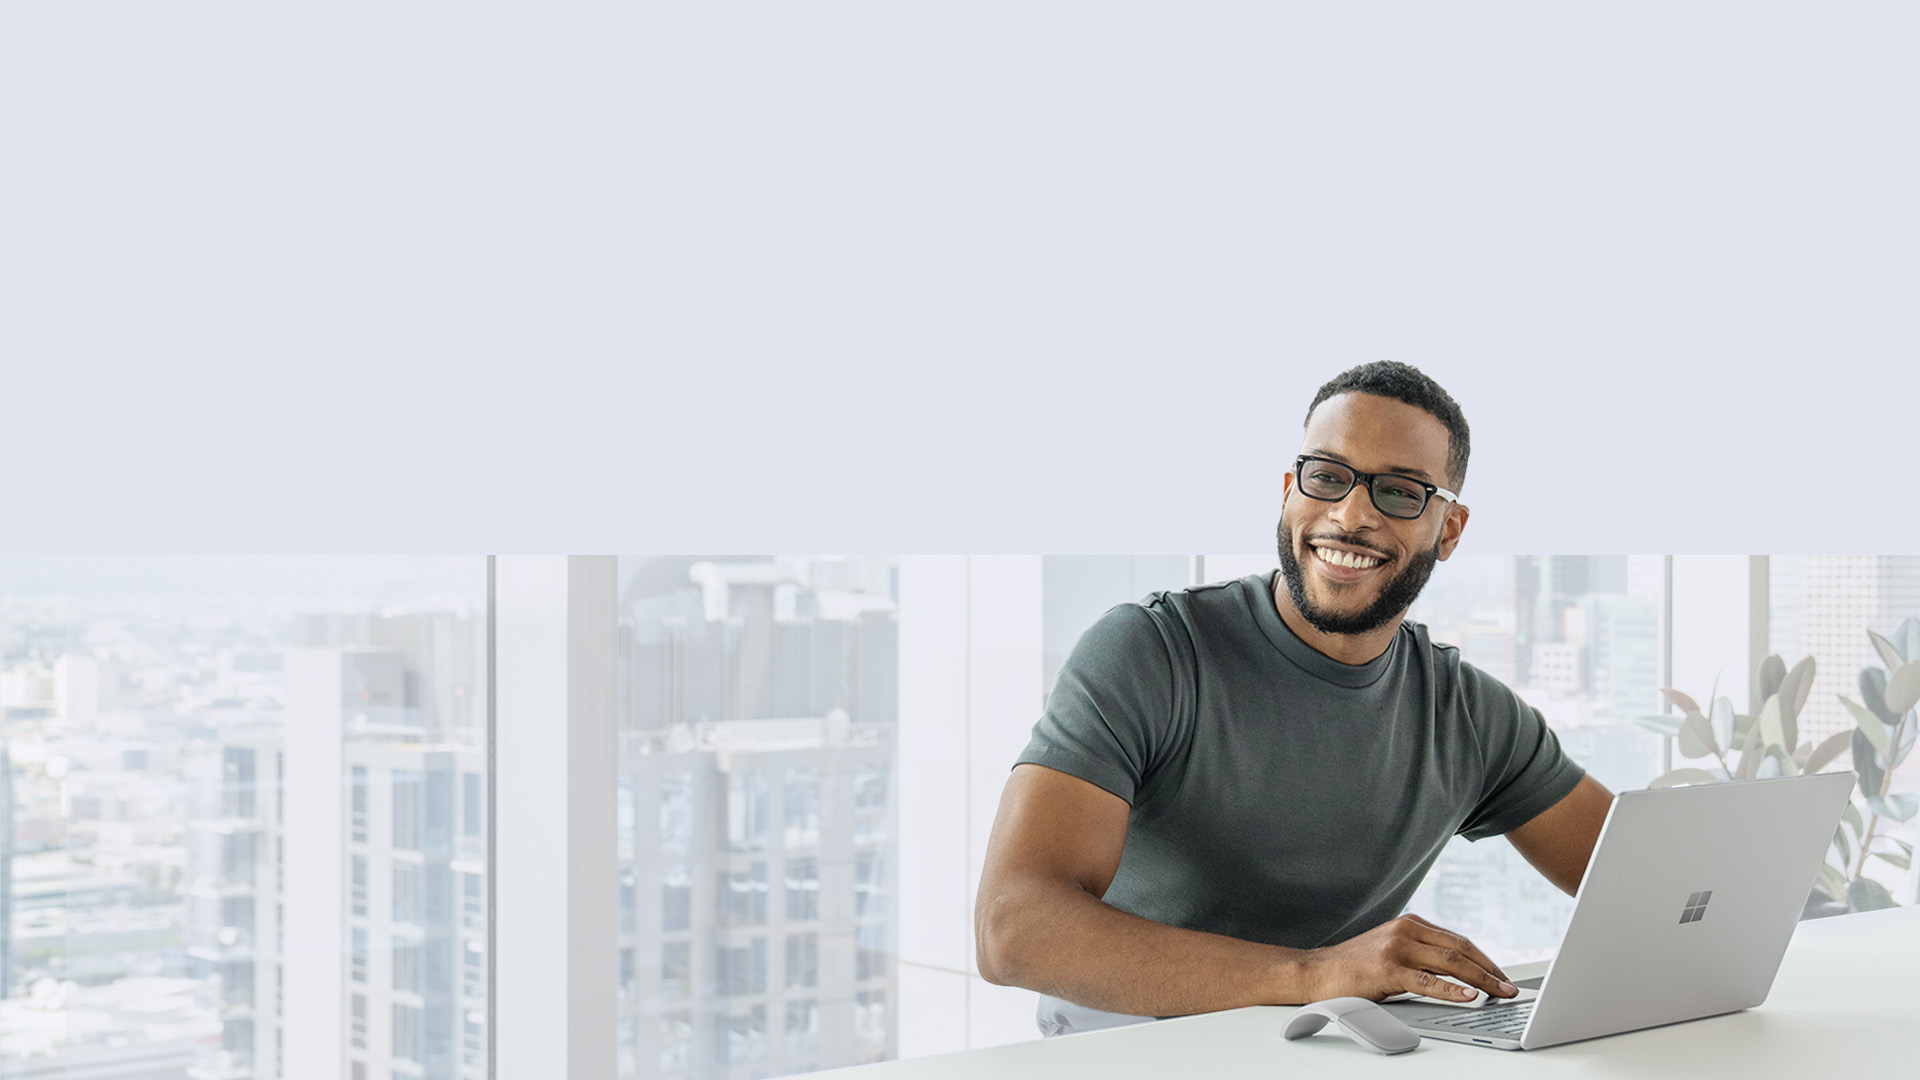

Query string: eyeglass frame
[1291,455,1460,520]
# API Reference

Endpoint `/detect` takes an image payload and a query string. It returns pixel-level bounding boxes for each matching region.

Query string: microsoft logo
[1679,890,1713,924]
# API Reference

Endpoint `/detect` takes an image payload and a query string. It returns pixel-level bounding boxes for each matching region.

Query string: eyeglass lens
[1297,460,1428,519]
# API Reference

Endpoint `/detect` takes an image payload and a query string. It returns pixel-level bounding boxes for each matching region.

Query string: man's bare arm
[1506,774,1615,896]
[974,763,1519,1015]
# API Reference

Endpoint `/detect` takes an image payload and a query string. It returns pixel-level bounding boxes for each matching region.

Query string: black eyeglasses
[1292,456,1459,520]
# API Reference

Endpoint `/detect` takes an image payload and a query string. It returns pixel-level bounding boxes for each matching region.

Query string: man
[974,361,1615,1034]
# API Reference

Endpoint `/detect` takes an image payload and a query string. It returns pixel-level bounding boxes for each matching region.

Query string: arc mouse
[1282,997,1421,1055]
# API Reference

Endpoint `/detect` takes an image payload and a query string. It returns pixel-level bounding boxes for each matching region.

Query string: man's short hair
[1305,361,1471,491]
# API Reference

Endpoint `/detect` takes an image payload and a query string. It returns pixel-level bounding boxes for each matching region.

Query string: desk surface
[823,906,1919,1078]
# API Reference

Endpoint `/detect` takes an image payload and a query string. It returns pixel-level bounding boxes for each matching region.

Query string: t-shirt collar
[1246,571,1400,688]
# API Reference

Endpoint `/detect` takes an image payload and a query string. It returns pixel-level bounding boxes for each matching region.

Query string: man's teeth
[1314,546,1382,570]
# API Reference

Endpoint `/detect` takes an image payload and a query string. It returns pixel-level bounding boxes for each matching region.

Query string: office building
[622,720,895,1080]
[1772,556,1920,746]
[617,557,900,1079]
[186,611,487,1080]
[3,738,12,998]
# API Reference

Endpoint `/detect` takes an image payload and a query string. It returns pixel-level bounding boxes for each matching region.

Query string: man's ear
[1437,502,1470,561]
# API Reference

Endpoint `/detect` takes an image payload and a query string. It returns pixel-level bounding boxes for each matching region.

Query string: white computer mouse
[1282,997,1421,1055]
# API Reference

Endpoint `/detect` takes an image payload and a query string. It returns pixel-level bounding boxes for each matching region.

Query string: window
[784,767,820,849]
[719,1006,768,1066]
[393,770,424,851]
[393,863,424,926]
[614,555,901,1079]
[715,937,767,996]
[784,857,819,922]
[351,765,369,843]
[854,850,886,918]
[392,1002,424,1064]
[727,769,769,852]
[393,938,424,995]
[785,933,818,990]
[661,863,691,932]
[0,557,487,1080]
[785,998,820,1060]
[719,863,769,927]
[662,941,691,1001]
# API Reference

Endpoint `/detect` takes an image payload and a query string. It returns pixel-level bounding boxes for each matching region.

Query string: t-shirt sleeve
[1455,663,1587,841]
[1015,603,1180,806]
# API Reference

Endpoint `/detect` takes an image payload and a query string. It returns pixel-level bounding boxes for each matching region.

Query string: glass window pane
[616,555,899,1076]
[0,556,488,1078]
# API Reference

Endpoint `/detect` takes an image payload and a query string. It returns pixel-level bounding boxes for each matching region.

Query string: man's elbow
[973,892,1027,987]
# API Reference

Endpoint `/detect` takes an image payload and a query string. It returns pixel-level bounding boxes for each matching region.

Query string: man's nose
[1326,481,1383,530]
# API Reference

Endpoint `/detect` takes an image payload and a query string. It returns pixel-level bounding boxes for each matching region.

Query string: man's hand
[1304,914,1519,1003]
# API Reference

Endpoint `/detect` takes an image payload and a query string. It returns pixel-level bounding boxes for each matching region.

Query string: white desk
[822,906,1919,1078]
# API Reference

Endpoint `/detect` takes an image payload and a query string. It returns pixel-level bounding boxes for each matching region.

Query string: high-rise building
[188,613,487,1080]
[616,556,900,1079]
[3,738,12,998]
[1774,556,1920,746]
[186,730,279,1080]
[621,720,895,1080]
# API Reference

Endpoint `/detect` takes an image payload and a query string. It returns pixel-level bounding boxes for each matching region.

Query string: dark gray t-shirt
[1017,572,1585,950]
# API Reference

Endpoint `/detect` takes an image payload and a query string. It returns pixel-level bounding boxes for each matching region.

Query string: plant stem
[1850,735,1899,882]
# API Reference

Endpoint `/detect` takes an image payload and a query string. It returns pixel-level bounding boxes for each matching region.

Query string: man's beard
[1275,509,1443,636]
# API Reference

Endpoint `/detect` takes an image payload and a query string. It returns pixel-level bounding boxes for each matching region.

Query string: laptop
[1382,771,1855,1050]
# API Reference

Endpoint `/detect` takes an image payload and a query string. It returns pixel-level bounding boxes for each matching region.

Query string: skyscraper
[616,556,900,1079]
[188,613,487,1080]
[3,738,12,998]
[1774,556,1920,746]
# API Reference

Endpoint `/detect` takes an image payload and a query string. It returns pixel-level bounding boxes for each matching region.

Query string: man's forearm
[976,877,1318,1016]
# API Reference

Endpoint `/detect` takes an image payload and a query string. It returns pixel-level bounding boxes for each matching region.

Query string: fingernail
[1499,981,1517,995]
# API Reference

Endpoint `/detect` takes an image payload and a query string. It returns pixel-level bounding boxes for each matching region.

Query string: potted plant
[1637,619,1918,916]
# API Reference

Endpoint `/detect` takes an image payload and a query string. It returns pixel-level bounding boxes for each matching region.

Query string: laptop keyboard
[1422,1000,1534,1038]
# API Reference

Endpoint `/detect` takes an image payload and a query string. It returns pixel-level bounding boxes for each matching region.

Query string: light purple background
[4,4,1915,554]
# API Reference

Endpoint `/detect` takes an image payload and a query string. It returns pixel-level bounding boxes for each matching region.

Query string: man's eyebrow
[1303,448,1439,484]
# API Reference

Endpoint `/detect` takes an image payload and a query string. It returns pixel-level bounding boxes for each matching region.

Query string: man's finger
[1405,921,1513,987]
[1410,943,1517,1000]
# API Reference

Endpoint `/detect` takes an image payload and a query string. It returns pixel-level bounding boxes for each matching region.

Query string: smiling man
[974,361,1616,1034]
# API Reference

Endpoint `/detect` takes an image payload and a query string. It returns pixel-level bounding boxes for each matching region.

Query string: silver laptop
[1383,771,1854,1050]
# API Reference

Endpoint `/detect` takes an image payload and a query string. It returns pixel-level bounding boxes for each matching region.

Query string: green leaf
[1816,862,1850,903]
[1758,654,1787,703]
[1735,719,1764,780]
[1677,713,1719,759]
[1861,668,1895,724]
[1872,851,1912,871]
[1894,839,1913,858]
[1846,877,1899,912]
[1886,660,1920,717]
[1793,741,1814,769]
[1805,730,1853,775]
[1852,729,1886,798]
[1843,800,1864,842]
[1841,696,1891,758]
[1892,717,1917,770]
[1868,629,1904,673]
[1765,745,1800,777]
[1898,616,1920,666]
[1780,656,1816,734]
[1649,768,1721,789]
[1757,695,1785,752]
[1831,826,1852,869]
[1713,695,1739,751]
[1660,687,1702,718]
[1634,714,1686,738]
[1866,794,1918,823]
